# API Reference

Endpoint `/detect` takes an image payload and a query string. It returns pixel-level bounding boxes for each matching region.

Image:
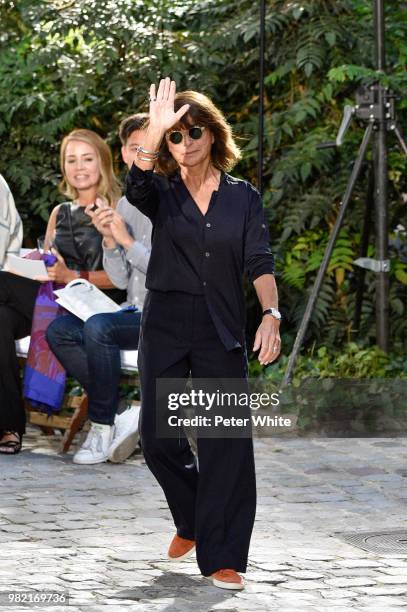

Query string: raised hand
[148,78,190,136]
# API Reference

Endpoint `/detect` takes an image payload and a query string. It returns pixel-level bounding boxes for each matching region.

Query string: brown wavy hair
[59,129,121,206]
[155,91,242,176]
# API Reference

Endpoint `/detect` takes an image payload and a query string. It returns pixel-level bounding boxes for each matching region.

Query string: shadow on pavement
[110,571,237,608]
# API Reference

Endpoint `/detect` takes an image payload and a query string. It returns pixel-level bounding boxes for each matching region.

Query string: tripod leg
[393,124,407,156]
[375,101,389,351]
[282,123,374,387]
[353,165,374,336]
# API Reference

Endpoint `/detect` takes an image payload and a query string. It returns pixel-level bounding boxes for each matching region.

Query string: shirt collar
[169,168,226,185]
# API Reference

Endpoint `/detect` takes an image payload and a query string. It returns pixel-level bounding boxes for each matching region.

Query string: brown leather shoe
[210,569,244,590]
[167,535,196,561]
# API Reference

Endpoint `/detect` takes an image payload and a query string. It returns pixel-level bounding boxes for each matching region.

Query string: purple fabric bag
[23,252,67,414]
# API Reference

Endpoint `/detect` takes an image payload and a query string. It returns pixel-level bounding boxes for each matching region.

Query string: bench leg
[60,395,88,454]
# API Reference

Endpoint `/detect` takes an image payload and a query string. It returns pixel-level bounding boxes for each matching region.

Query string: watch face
[263,308,281,319]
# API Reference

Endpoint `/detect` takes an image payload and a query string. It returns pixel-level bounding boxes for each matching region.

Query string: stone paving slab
[1,428,407,611]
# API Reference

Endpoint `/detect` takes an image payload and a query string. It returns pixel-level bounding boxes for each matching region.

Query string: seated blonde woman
[0,129,125,455]
[46,114,152,466]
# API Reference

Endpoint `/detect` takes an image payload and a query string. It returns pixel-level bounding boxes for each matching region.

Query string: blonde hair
[59,129,121,206]
[155,91,242,176]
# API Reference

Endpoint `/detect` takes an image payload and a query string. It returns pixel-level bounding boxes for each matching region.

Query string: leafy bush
[250,342,407,382]
[249,343,407,432]
[1,0,406,370]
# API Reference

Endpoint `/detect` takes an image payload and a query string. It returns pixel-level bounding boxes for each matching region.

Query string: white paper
[6,254,48,279]
[53,279,121,321]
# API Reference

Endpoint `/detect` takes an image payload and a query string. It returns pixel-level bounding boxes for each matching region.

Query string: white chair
[16,336,139,451]
[16,336,138,370]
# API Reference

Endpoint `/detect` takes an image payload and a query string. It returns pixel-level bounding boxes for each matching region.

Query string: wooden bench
[16,336,139,453]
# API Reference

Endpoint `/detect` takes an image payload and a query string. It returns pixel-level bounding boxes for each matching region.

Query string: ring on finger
[149,97,157,102]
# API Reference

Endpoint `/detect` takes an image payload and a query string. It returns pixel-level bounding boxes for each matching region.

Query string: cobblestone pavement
[1,427,407,611]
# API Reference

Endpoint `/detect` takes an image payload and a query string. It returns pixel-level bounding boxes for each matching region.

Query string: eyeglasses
[167,126,206,145]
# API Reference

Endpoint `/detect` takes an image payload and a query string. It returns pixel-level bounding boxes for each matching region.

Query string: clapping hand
[85,198,114,240]
[86,200,133,250]
[109,213,134,250]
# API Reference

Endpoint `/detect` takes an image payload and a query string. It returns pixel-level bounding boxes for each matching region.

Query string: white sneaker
[73,422,114,465]
[108,404,141,463]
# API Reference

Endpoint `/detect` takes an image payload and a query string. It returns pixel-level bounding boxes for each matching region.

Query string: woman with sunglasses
[126,78,281,590]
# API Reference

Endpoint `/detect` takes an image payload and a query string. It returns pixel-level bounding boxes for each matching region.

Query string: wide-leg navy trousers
[138,290,256,577]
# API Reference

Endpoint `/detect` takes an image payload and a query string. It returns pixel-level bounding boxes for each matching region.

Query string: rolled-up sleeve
[244,186,275,283]
[126,164,159,221]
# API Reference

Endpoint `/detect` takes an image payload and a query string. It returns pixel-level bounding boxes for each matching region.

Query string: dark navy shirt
[126,164,275,351]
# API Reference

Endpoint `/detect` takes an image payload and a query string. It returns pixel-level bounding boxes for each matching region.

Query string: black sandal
[0,431,22,455]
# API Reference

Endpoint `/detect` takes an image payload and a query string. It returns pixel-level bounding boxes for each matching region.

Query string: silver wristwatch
[262,307,282,320]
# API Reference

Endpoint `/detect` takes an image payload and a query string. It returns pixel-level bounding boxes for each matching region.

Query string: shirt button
[203,281,207,287]
[205,252,210,257]
[206,222,211,228]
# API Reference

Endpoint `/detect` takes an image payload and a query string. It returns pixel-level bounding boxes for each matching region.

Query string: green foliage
[249,342,407,432]
[250,341,407,381]
[292,375,407,433]
[1,0,406,371]
[293,342,407,379]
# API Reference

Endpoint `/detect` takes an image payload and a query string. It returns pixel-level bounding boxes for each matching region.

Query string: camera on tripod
[283,1,407,386]
[355,84,396,124]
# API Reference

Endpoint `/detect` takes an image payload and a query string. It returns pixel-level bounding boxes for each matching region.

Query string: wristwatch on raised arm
[262,307,282,321]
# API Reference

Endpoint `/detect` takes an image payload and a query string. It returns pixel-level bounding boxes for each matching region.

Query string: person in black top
[0,129,125,455]
[126,78,281,590]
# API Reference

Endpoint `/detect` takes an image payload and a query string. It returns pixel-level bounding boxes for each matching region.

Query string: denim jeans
[46,310,141,425]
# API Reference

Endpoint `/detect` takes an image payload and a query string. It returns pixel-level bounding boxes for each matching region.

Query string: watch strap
[262,307,281,319]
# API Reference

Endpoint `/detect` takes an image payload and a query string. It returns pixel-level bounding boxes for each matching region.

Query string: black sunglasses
[168,126,206,145]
